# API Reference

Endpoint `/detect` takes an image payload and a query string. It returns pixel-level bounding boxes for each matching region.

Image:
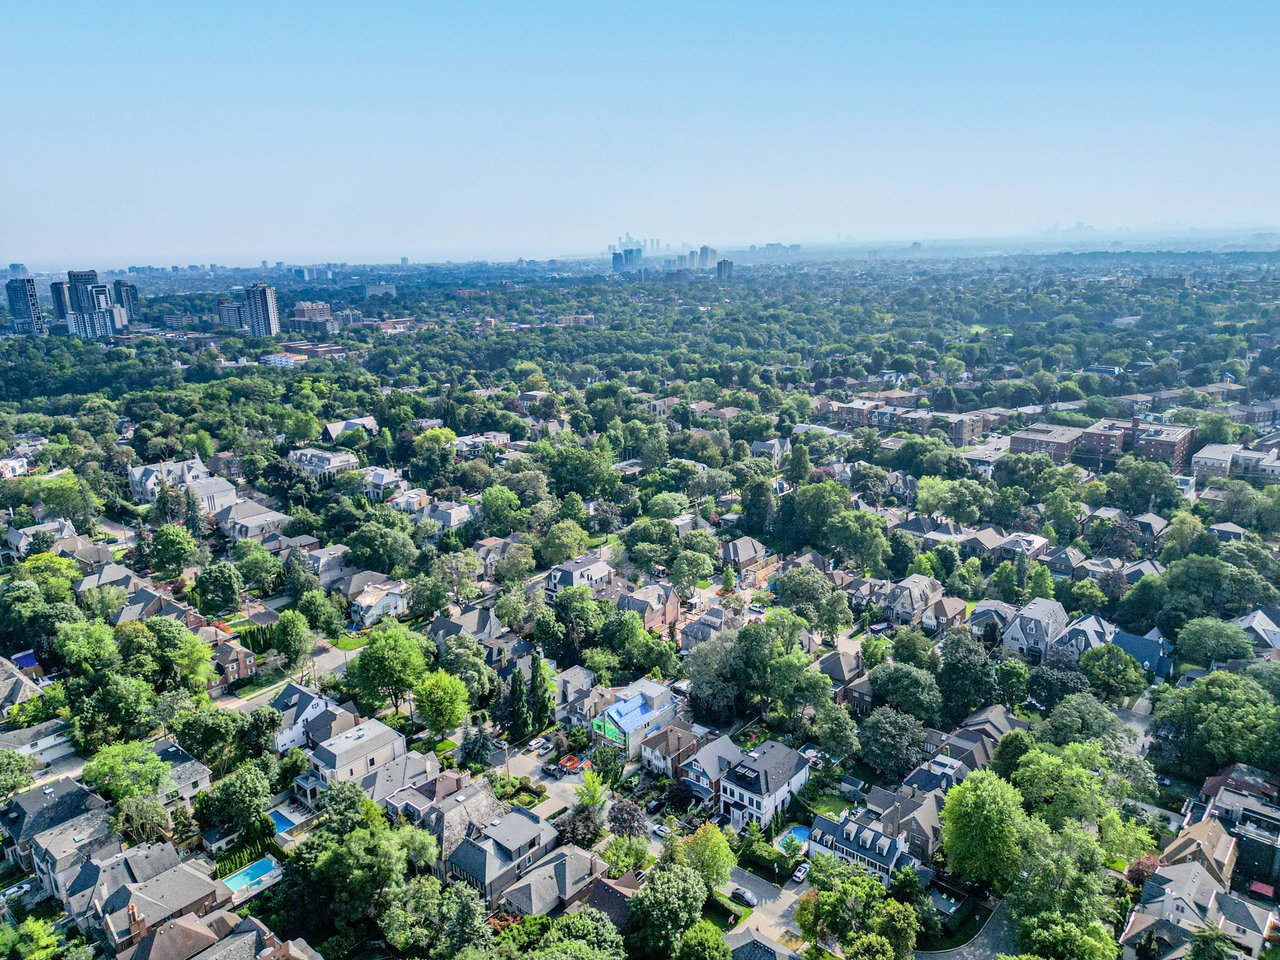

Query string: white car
[528,738,545,751]
[792,862,810,883]
[652,823,672,838]
[1,883,31,901]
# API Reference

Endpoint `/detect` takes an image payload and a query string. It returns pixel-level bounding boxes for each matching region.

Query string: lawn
[335,633,370,651]
[704,891,752,931]
[231,669,285,699]
[805,792,851,819]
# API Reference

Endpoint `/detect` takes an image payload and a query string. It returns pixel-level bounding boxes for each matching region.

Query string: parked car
[538,742,555,756]
[731,887,758,908]
[646,798,665,814]
[748,604,765,614]
[541,763,564,777]
[1,883,31,901]
[791,862,810,883]
[1155,775,1171,787]
[528,737,545,751]
[652,823,672,838]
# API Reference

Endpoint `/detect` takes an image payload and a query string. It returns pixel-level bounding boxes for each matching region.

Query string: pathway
[915,899,1015,960]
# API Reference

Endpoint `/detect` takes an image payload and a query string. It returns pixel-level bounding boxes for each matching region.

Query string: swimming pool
[776,825,811,852]
[268,809,297,834]
[223,856,278,894]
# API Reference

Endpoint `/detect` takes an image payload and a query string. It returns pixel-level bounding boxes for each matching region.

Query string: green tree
[194,764,270,832]
[676,921,731,960]
[941,770,1030,889]
[870,899,920,960]
[232,539,284,592]
[298,589,346,639]
[624,864,707,960]
[505,666,532,741]
[541,520,589,566]
[990,728,1036,781]
[859,707,926,779]
[349,521,420,574]
[194,561,244,613]
[273,609,311,667]
[1150,671,1278,776]
[112,794,170,844]
[150,523,197,572]
[83,741,172,802]
[938,632,998,722]
[416,669,469,740]
[0,750,34,800]
[349,621,429,712]
[1175,617,1254,666]
[670,550,714,598]
[682,823,737,890]
[869,662,941,724]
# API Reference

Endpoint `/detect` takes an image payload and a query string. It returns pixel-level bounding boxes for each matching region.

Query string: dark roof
[723,741,808,797]
[3,778,106,846]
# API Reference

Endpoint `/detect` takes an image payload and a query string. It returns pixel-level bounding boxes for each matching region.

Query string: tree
[505,666,532,741]
[557,805,604,847]
[990,728,1036,781]
[625,864,707,960]
[55,620,120,675]
[349,521,419,574]
[676,922,731,960]
[83,741,172,802]
[416,670,469,741]
[816,592,854,642]
[844,934,896,960]
[1150,671,1278,776]
[113,794,170,844]
[541,520,589,566]
[232,539,284,592]
[495,588,527,630]
[1187,927,1236,960]
[273,609,311,667]
[150,523,197,572]
[1040,693,1122,746]
[870,899,920,960]
[774,564,834,623]
[813,700,860,759]
[298,589,346,639]
[608,800,648,838]
[682,823,737,890]
[670,551,714,598]
[1079,644,1146,702]
[937,632,997,722]
[194,561,244,613]
[941,770,1029,888]
[435,550,481,604]
[528,650,555,733]
[859,707,926,779]
[482,484,527,536]
[1175,617,1254,666]
[440,635,498,706]
[869,662,941,724]
[545,908,626,960]
[73,674,157,751]
[194,764,270,832]
[349,621,428,712]
[575,770,607,812]
[996,657,1030,706]
[0,750,34,800]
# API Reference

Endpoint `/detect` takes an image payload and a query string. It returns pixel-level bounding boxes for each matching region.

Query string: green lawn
[697,580,713,590]
[335,633,369,651]
[805,792,851,819]
[704,891,752,931]
[231,669,285,699]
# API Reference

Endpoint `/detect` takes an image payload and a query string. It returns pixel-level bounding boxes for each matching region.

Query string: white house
[719,740,810,830]
[351,578,410,627]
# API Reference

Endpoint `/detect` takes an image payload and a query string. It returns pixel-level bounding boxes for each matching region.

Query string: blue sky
[4,1,1279,267]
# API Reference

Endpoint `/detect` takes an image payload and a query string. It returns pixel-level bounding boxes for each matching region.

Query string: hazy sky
[4,1,1279,268]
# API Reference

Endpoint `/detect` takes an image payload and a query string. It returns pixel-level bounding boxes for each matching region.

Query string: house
[1113,629,1176,681]
[809,810,916,884]
[1009,424,1084,464]
[288,447,360,480]
[863,785,947,864]
[884,575,944,626]
[294,718,408,807]
[553,666,597,725]
[0,457,29,480]
[1043,546,1087,579]
[724,927,803,960]
[0,719,74,768]
[816,649,865,705]
[114,910,319,960]
[74,563,143,599]
[184,477,237,515]
[997,532,1049,563]
[638,720,701,777]
[29,805,116,902]
[680,605,732,653]
[430,604,502,649]
[213,500,291,543]
[922,596,967,634]
[1132,512,1170,546]
[721,536,769,577]
[1135,862,1278,958]
[1211,522,1248,543]
[270,684,344,753]
[475,535,524,580]
[152,740,212,810]
[591,679,679,758]
[500,845,606,918]
[680,736,745,807]
[448,806,559,907]
[114,584,207,632]
[1233,609,1280,650]
[1001,598,1069,660]
[128,458,211,504]
[412,778,510,871]
[0,656,42,715]
[208,639,256,694]
[750,438,791,466]
[350,578,409,628]
[545,554,615,597]
[616,583,681,633]
[1,778,109,875]
[323,416,379,442]
[387,488,434,522]
[360,466,406,502]
[719,740,810,830]
[306,544,353,587]
[427,501,478,530]
[1163,817,1238,888]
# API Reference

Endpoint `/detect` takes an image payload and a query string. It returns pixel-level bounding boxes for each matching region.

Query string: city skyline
[4,1,1280,266]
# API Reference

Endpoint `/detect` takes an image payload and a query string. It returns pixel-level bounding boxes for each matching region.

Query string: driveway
[719,867,804,943]
[916,899,1015,960]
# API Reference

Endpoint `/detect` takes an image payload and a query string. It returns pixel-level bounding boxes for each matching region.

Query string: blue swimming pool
[268,810,297,834]
[776,825,811,851]
[223,856,278,893]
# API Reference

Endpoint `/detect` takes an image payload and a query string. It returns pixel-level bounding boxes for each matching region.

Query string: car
[541,763,561,776]
[792,862,810,883]
[538,742,555,756]
[731,887,758,908]
[748,604,765,614]
[645,798,665,814]
[527,737,545,751]
[1155,775,1172,787]
[652,823,672,838]
[493,739,510,753]
[1,884,31,901]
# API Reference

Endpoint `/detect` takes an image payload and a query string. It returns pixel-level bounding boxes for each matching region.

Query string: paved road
[916,899,1015,960]
[718,867,805,943]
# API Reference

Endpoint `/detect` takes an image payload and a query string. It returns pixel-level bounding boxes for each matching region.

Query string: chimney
[127,903,148,939]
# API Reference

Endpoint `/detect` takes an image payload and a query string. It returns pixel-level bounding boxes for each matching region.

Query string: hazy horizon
[4,1,1280,268]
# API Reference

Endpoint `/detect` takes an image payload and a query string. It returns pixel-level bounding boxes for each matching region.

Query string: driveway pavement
[916,899,1015,960]
[718,867,804,943]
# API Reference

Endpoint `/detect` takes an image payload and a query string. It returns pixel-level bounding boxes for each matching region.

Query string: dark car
[646,798,665,814]
[731,887,758,908]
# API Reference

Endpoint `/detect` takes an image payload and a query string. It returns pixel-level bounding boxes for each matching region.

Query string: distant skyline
[4,1,1279,268]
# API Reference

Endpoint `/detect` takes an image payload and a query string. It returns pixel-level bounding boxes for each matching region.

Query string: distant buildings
[244,283,280,337]
[5,277,46,335]
[112,279,140,322]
